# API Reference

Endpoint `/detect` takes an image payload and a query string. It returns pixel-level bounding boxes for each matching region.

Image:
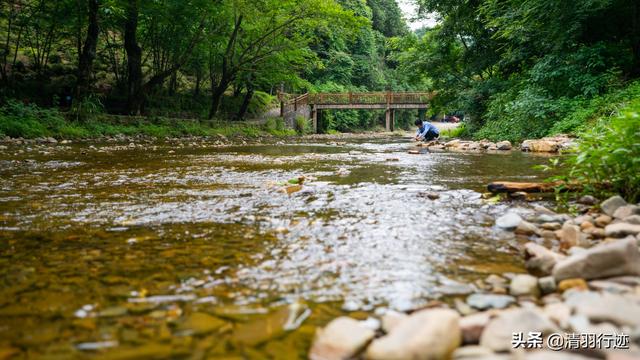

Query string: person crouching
[414,119,440,142]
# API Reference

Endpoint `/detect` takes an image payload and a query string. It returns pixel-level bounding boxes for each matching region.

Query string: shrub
[553,98,640,202]
[294,116,310,134]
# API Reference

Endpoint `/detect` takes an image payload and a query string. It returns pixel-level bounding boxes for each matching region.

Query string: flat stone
[479,308,559,352]
[588,280,634,294]
[366,309,461,360]
[601,196,627,217]
[460,312,494,345]
[509,275,540,297]
[524,242,565,277]
[605,223,640,237]
[496,213,522,230]
[541,222,562,230]
[515,221,540,236]
[466,294,515,310]
[543,302,571,329]
[309,317,375,360]
[595,214,613,227]
[538,276,557,295]
[569,292,640,327]
[552,236,640,281]
[613,205,640,219]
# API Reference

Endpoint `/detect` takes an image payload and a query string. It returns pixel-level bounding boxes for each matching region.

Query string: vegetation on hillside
[395,0,640,142]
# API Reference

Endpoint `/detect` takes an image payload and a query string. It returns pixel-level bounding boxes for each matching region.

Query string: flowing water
[0,137,555,359]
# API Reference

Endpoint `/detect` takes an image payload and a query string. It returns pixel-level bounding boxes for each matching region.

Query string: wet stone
[601,195,628,217]
[466,294,515,310]
[496,213,522,230]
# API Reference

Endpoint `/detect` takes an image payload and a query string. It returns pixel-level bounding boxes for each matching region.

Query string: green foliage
[553,99,640,203]
[263,116,296,136]
[294,116,311,134]
[399,0,640,141]
[439,123,466,139]
[0,100,67,138]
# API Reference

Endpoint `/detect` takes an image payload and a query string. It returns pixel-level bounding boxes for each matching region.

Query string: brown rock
[595,215,613,227]
[558,278,589,292]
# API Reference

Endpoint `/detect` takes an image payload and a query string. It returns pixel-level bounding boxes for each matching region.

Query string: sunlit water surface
[0,138,554,358]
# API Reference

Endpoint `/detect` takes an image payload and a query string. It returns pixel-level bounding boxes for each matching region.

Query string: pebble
[466,294,515,310]
[577,195,598,205]
[509,274,540,297]
[538,276,557,295]
[595,214,613,227]
[557,278,589,293]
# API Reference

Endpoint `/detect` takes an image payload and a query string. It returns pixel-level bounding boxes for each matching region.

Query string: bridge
[279,92,434,133]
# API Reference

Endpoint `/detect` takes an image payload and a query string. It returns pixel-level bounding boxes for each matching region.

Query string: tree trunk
[124,0,143,115]
[194,70,201,96]
[208,15,242,119]
[168,71,177,96]
[208,76,230,119]
[76,0,100,101]
[236,85,254,120]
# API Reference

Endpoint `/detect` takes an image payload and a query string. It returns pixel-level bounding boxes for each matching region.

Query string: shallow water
[0,137,555,358]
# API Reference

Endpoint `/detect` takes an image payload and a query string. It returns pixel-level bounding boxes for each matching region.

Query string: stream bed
[0,137,556,359]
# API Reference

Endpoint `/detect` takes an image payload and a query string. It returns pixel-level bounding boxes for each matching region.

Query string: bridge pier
[312,107,318,134]
[385,108,395,132]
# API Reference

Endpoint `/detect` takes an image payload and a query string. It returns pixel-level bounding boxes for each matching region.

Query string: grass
[0,100,292,140]
[439,123,466,138]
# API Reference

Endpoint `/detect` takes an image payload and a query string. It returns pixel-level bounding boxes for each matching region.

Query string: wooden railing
[280,91,434,107]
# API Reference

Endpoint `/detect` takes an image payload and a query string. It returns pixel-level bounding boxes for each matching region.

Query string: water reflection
[0,138,554,357]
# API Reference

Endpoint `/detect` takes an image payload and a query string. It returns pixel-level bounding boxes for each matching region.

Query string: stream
[0,137,556,359]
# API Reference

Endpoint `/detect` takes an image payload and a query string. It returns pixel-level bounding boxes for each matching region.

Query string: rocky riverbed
[310,195,640,359]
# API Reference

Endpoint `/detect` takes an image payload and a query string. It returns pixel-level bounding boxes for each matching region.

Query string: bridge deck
[279,91,434,133]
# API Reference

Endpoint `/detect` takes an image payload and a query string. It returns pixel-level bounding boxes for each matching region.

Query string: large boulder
[552,237,640,282]
[521,135,575,153]
[601,195,627,217]
[479,308,559,352]
[366,309,461,360]
[309,317,375,360]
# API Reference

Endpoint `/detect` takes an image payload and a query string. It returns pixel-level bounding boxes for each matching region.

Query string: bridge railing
[307,92,433,105]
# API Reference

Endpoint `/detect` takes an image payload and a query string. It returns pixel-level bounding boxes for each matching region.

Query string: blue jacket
[416,122,439,138]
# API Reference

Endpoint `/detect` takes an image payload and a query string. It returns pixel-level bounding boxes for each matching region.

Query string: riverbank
[310,195,640,359]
